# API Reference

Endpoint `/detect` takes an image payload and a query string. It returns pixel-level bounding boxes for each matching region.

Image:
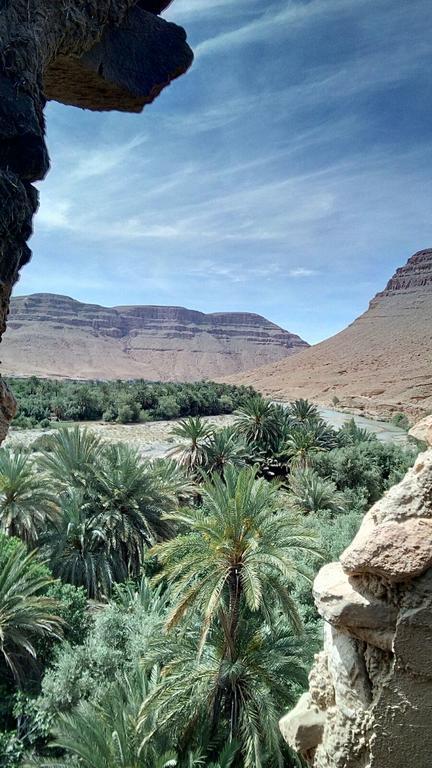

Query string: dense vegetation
[8,378,256,429]
[0,395,419,767]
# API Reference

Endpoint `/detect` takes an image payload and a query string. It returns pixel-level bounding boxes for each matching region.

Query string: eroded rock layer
[2,293,309,381]
[280,417,432,767]
[229,250,432,419]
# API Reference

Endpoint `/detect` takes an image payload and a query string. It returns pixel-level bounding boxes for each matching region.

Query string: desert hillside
[228,249,432,419]
[1,294,308,381]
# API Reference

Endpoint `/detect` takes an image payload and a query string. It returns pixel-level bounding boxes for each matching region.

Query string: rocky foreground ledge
[280,415,432,767]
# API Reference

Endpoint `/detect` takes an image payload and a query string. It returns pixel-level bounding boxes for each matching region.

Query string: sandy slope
[226,250,432,419]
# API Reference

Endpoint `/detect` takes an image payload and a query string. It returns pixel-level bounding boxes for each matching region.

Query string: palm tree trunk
[228,567,241,654]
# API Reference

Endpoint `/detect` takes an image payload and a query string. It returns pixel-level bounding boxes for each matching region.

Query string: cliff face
[229,250,432,418]
[281,419,432,768]
[2,294,308,381]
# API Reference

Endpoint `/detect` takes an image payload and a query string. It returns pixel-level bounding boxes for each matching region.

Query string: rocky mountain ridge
[229,249,432,418]
[1,293,308,381]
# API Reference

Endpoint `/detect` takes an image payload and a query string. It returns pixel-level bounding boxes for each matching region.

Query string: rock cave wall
[280,416,432,767]
[0,0,193,438]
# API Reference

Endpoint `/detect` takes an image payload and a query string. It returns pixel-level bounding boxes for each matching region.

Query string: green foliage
[0,537,63,677]
[152,465,320,649]
[43,438,177,598]
[9,378,255,429]
[0,451,58,548]
[288,468,345,516]
[390,412,410,430]
[313,441,418,504]
[140,617,314,768]
[168,416,214,473]
[0,390,421,768]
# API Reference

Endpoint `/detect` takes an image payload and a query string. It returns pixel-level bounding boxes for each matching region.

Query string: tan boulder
[314,562,397,629]
[409,415,432,446]
[279,693,325,753]
[341,517,432,583]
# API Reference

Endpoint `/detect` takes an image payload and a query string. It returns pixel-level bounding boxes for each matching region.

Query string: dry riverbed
[5,414,237,460]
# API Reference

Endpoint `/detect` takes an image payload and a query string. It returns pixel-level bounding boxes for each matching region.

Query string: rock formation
[280,416,432,767]
[1,293,308,381]
[0,0,192,434]
[229,250,432,419]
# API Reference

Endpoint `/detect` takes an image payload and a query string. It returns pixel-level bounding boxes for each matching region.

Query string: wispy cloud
[195,0,373,56]
[20,0,432,344]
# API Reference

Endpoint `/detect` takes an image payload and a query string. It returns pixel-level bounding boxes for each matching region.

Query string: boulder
[279,693,325,753]
[340,517,432,583]
[313,562,397,630]
[409,415,432,447]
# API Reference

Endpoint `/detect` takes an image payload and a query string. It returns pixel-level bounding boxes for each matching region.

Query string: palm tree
[233,397,280,451]
[337,418,376,446]
[288,399,320,424]
[149,459,197,505]
[0,450,58,547]
[88,444,175,576]
[45,489,115,599]
[283,420,337,469]
[26,666,177,768]
[168,417,214,474]
[203,428,249,475]
[288,468,345,515]
[0,542,63,675]
[39,426,103,489]
[152,466,320,651]
[140,618,311,768]
[45,445,177,598]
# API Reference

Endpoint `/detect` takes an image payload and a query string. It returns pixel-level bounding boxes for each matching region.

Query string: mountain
[227,249,432,419]
[0,294,309,382]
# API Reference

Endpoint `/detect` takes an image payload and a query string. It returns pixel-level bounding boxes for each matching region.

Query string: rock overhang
[45,5,193,113]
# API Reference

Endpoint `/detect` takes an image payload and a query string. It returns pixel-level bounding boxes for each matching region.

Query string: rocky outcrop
[230,250,432,419]
[280,417,432,767]
[2,293,308,381]
[0,0,192,436]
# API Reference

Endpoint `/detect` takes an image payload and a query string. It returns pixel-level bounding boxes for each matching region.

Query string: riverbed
[5,406,408,459]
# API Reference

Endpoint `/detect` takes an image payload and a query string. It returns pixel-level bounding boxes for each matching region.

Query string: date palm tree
[283,425,333,469]
[288,399,320,424]
[288,468,345,516]
[233,397,279,451]
[45,445,177,598]
[0,541,63,675]
[203,427,250,475]
[0,450,58,547]
[152,466,320,652]
[140,618,312,768]
[168,417,214,474]
[39,426,103,489]
[45,489,113,600]
[26,666,177,768]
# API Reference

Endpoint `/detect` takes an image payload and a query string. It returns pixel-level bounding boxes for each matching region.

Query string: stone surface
[314,562,397,631]
[409,415,432,446]
[229,249,432,419]
[2,293,309,381]
[282,448,432,767]
[279,693,325,754]
[341,517,432,583]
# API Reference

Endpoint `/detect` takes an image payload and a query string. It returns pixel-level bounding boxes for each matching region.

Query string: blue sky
[17,0,432,344]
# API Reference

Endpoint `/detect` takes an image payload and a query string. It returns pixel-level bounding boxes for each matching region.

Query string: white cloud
[195,0,373,56]
[288,268,319,277]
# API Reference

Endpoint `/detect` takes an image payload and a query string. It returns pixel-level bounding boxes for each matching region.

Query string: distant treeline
[8,377,257,428]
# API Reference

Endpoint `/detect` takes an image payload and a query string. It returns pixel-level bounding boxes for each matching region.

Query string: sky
[16,0,432,344]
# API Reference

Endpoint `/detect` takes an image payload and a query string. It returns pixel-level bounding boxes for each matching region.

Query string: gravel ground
[5,414,237,459]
